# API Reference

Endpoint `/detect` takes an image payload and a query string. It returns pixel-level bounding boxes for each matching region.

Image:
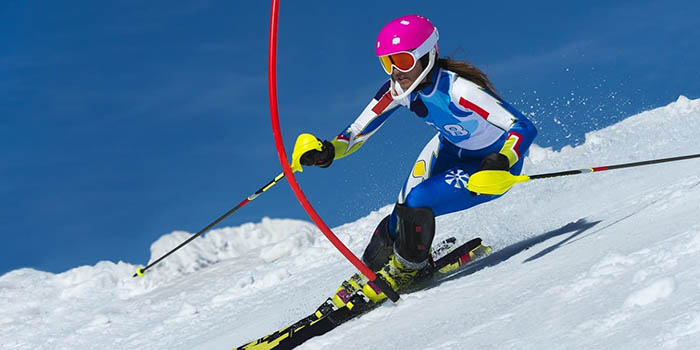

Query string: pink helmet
[375,14,439,57]
[375,15,440,100]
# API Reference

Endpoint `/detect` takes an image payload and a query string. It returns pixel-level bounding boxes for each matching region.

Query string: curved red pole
[267,0,380,283]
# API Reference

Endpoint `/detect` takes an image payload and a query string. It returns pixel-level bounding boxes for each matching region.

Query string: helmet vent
[400,20,410,25]
[392,37,401,45]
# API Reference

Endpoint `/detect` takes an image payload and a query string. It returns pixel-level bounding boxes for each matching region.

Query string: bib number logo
[444,124,469,137]
[425,120,478,141]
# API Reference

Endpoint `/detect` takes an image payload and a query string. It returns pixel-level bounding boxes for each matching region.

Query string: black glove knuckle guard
[300,140,335,168]
[479,152,509,171]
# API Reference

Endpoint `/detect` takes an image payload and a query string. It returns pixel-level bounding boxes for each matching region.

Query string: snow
[2,96,700,349]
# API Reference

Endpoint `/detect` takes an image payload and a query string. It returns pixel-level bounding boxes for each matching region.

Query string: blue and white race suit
[330,67,537,238]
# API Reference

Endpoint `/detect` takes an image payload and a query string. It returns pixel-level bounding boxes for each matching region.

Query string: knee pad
[361,215,394,271]
[394,204,435,267]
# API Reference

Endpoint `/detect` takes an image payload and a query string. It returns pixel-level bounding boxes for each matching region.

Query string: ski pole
[467,152,700,196]
[133,134,323,278]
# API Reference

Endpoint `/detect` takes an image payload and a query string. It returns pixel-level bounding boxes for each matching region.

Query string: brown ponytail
[437,57,499,98]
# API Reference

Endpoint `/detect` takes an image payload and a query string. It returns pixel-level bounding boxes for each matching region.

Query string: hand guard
[470,152,510,196]
[299,140,335,168]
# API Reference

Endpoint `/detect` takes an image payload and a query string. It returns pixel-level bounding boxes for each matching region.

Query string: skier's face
[391,59,424,91]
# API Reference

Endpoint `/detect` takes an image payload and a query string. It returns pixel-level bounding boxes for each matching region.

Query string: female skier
[300,14,537,303]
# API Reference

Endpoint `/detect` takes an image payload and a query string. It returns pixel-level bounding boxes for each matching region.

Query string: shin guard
[361,215,394,271]
[394,204,435,269]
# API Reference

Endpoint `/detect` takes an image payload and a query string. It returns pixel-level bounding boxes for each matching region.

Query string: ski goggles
[378,28,439,75]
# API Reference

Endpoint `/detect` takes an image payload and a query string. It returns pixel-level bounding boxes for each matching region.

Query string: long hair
[436,57,499,98]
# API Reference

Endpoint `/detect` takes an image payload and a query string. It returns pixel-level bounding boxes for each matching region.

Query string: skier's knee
[402,183,436,210]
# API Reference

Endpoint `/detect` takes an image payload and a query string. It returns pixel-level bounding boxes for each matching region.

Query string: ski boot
[361,253,420,302]
[331,215,394,308]
[331,252,421,307]
[437,240,492,274]
[361,204,436,302]
[331,272,370,308]
[469,242,492,260]
[336,204,439,304]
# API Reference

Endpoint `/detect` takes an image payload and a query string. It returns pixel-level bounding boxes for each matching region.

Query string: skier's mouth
[394,76,413,87]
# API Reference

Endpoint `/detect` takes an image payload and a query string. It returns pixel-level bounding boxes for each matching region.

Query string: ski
[236,237,488,350]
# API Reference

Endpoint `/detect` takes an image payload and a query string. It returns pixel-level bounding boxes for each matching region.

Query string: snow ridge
[2,96,700,350]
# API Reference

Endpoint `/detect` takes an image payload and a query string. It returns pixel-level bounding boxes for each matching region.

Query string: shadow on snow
[437,218,602,285]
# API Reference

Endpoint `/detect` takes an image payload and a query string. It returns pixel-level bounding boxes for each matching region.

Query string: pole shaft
[529,153,700,180]
[133,173,285,277]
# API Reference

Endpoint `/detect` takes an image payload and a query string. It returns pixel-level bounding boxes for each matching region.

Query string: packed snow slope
[2,96,700,350]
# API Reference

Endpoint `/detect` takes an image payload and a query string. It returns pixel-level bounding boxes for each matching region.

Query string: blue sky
[2,1,699,275]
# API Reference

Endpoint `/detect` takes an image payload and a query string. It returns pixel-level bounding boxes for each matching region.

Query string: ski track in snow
[2,96,700,349]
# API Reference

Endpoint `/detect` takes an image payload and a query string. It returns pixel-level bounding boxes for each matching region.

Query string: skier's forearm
[499,117,538,168]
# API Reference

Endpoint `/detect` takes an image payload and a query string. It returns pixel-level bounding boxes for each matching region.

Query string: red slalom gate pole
[267,0,399,302]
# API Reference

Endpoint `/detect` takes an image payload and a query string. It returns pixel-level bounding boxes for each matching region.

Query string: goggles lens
[379,52,417,74]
